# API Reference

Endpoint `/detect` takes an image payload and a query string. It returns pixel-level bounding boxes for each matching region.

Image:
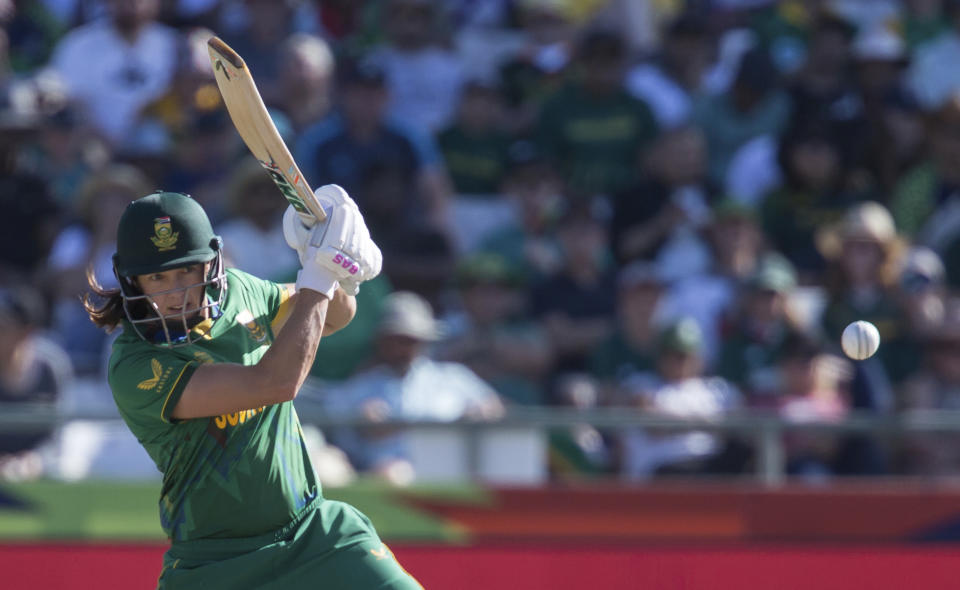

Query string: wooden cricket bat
[206,36,326,223]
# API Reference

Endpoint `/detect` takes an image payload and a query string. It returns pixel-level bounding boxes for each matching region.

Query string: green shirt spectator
[714,253,801,396]
[535,30,658,196]
[438,81,512,196]
[589,262,665,388]
[693,49,792,184]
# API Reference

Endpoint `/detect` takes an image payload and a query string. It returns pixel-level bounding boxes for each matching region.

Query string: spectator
[665,200,768,365]
[271,33,336,134]
[896,245,948,342]
[0,171,60,285]
[46,163,150,375]
[902,0,952,50]
[3,1,65,73]
[295,57,452,232]
[908,0,960,109]
[716,252,803,401]
[439,79,515,252]
[438,79,511,197]
[313,0,371,45]
[161,110,235,221]
[477,140,565,280]
[761,122,866,276]
[893,95,960,287]
[0,286,72,481]
[220,0,299,104]
[215,159,299,283]
[498,0,576,134]
[536,28,659,197]
[49,0,178,146]
[817,201,908,381]
[693,47,792,184]
[323,291,505,484]
[900,297,960,475]
[852,24,910,114]
[531,201,617,375]
[619,317,744,480]
[609,125,713,269]
[885,246,949,385]
[785,12,866,180]
[627,12,715,129]
[133,26,221,153]
[892,93,959,220]
[369,0,465,134]
[775,332,850,482]
[439,253,552,405]
[858,86,927,195]
[590,262,665,396]
[19,105,109,209]
[355,162,456,308]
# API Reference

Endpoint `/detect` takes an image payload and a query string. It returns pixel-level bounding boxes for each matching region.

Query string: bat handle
[297,210,319,228]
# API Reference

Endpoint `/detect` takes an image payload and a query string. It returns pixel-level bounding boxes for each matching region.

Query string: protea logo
[150,216,179,251]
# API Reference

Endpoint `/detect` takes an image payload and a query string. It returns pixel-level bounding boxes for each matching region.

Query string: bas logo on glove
[333,254,360,275]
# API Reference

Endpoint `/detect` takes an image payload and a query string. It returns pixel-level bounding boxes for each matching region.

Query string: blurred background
[6,0,960,587]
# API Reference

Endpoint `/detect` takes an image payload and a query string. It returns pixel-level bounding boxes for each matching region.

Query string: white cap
[379,292,443,341]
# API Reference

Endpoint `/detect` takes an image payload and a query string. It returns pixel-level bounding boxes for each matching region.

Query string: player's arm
[171,289,330,419]
[273,284,356,336]
[172,186,378,420]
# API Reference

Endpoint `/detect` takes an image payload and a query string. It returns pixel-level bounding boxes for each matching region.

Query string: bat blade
[206,36,326,222]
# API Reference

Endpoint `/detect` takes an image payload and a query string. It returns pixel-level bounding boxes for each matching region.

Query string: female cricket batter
[84,187,422,589]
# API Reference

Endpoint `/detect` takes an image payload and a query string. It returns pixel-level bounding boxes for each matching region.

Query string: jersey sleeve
[109,347,199,431]
[226,268,291,328]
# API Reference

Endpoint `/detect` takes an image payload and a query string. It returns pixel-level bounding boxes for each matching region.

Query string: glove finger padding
[282,205,313,263]
[296,184,380,298]
[312,184,352,217]
[339,277,360,296]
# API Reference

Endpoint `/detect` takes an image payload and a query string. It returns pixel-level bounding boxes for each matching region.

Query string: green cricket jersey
[109,268,319,542]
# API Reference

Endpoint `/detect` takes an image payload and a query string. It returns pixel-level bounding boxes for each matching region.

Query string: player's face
[135,264,208,321]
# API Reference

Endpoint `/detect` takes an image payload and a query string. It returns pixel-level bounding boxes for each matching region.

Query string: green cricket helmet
[113,191,226,346]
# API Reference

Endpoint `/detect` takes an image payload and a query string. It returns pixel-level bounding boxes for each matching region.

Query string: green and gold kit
[109,268,312,542]
[110,269,422,589]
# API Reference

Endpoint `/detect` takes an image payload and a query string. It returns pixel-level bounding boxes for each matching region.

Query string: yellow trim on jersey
[270,284,295,334]
[159,362,196,422]
[190,318,215,340]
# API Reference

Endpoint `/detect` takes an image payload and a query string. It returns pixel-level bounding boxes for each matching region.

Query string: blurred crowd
[5,0,960,484]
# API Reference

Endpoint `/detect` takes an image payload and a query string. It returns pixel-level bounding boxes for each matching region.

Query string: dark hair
[82,267,126,331]
[577,29,626,62]
[665,12,707,40]
[776,120,844,190]
[734,48,778,93]
[780,331,823,361]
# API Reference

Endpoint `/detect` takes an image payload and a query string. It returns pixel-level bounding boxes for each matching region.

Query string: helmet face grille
[120,251,228,348]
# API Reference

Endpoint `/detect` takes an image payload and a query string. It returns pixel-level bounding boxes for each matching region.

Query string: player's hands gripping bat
[284,186,382,296]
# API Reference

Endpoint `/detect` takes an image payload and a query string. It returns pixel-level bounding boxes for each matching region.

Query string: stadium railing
[2,401,959,485]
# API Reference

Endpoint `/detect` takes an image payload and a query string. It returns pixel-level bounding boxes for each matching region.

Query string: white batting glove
[293,185,382,298]
[282,204,314,265]
[339,214,382,295]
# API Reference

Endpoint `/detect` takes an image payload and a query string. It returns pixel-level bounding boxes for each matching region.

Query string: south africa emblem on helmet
[150,216,179,251]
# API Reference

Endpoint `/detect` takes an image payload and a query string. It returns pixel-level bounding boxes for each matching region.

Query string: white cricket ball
[841,321,881,360]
